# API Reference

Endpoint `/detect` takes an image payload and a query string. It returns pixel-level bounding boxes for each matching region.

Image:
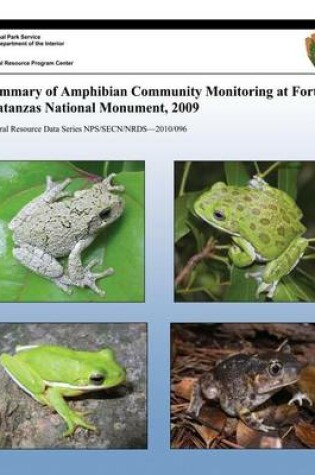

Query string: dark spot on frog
[259,233,271,244]
[252,208,261,215]
[250,223,256,231]
[269,204,278,211]
[232,190,240,196]
[282,214,290,224]
[237,204,245,211]
[277,226,285,236]
[260,218,270,226]
[244,196,253,202]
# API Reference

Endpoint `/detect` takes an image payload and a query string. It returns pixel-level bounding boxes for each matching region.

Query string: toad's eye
[269,361,283,376]
[213,210,226,221]
[99,208,111,220]
[89,373,105,385]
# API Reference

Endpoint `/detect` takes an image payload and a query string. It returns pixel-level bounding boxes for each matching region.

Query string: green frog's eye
[99,208,112,220]
[89,373,105,385]
[269,360,283,376]
[213,210,226,221]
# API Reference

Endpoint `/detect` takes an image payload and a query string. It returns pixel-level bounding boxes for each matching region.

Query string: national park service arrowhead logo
[305,34,315,66]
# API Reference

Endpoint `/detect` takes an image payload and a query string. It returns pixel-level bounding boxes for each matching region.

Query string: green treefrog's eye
[99,208,112,220]
[213,210,226,221]
[89,373,105,385]
[269,360,284,376]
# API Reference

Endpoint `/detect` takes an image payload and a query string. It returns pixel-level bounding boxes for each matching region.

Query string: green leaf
[274,274,315,302]
[0,162,144,302]
[70,161,104,176]
[224,266,260,302]
[224,162,250,186]
[277,162,301,200]
[175,192,199,243]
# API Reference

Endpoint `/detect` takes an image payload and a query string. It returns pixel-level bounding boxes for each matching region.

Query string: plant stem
[211,255,231,267]
[179,161,192,197]
[259,161,282,179]
[175,237,216,288]
[253,162,261,175]
[302,253,315,260]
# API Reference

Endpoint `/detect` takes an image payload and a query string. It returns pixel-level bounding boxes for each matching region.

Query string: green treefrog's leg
[248,237,308,298]
[67,236,114,296]
[229,236,256,267]
[11,243,73,293]
[9,176,72,231]
[0,353,45,401]
[42,386,96,437]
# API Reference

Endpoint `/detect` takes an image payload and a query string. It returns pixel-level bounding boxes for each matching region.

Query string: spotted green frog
[194,176,308,298]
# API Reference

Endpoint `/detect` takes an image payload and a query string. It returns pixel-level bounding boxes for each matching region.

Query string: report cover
[0,20,315,475]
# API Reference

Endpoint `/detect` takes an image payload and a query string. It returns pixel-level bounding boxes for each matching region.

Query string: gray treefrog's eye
[268,360,284,376]
[99,208,112,220]
[213,210,226,221]
[89,373,105,385]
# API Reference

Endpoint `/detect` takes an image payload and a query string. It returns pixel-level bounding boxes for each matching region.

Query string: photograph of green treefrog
[0,323,147,449]
[0,160,144,302]
[175,161,315,302]
[171,323,315,449]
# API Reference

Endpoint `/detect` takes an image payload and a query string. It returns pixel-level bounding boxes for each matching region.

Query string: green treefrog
[194,176,308,298]
[0,344,126,436]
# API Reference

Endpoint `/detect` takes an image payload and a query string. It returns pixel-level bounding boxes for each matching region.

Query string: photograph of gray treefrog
[0,161,144,302]
[10,173,124,296]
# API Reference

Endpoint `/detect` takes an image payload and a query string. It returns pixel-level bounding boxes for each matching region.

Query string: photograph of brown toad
[171,323,315,449]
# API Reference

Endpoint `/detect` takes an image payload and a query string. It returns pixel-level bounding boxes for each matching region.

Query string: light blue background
[1,72,315,473]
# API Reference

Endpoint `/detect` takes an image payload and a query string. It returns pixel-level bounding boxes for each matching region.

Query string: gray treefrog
[9,173,124,296]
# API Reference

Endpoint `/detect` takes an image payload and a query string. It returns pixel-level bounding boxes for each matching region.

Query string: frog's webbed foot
[45,176,72,201]
[67,237,114,296]
[52,275,73,294]
[288,391,313,407]
[103,173,125,193]
[240,409,276,433]
[62,409,97,437]
[248,175,268,190]
[187,380,205,417]
[245,270,278,299]
[44,387,97,437]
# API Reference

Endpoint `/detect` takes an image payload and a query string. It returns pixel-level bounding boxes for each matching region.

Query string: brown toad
[188,344,311,432]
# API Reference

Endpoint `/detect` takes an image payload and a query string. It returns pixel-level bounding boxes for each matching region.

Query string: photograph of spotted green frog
[171,323,315,449]
[175,161,315,302]
[305,33,315,67]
